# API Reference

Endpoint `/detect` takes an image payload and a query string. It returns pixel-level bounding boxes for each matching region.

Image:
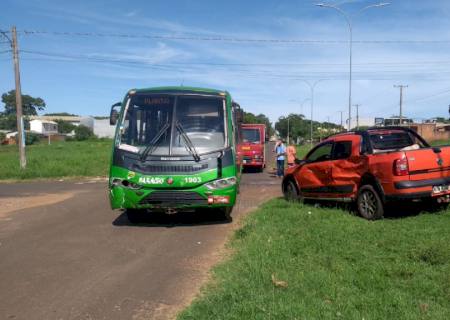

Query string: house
[93,119,115,138]
[348,117,376,129]
[29,119,58,135]
[29,115,115,138]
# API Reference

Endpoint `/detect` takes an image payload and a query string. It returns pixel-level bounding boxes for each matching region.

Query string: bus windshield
[119,94,227,156]
[242,128,261,144]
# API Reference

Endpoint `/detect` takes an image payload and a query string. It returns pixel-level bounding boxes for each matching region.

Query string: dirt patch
[0,192,75,218]
[170,178,282,320]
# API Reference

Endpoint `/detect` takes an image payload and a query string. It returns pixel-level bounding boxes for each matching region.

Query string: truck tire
[284,179,301,202]
[126,209,146,223]
[357,185,384,220]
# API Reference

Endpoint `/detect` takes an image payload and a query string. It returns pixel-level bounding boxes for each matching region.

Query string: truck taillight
[394,158,409,176]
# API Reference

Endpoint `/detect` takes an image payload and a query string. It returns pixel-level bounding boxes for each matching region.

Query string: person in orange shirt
[286,144,297,167]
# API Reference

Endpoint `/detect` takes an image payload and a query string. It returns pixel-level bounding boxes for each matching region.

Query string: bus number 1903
[184,177,202,184]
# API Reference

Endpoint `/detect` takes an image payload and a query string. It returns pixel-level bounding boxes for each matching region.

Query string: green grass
[178,199,450,320]
[431,140,450,146]
[296,144,311,159]
[0,140,112,180]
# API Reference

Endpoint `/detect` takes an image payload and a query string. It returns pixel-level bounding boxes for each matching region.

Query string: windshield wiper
[139,122,171,161]
[175,121,201,162]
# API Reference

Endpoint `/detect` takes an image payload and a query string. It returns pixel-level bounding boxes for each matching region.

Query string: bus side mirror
[110,102,121,126]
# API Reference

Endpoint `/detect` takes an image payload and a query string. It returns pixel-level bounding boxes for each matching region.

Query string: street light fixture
[299,80,324,148]
[315,2,390,131]
[289,98,310,116]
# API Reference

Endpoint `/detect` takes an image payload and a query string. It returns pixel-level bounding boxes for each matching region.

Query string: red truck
[239,124,266,172]
[282,127,450,220]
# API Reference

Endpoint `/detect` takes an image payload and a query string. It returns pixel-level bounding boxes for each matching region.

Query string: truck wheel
[284,179,301,202]
[126,209,146,223]
[357,185,384,220]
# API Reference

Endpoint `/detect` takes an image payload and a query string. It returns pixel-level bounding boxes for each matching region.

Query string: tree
[275,113,342,144]
[0,114,30,131]
[1,90,46,116]
[74,125,94,141]
[0,115,18,131]
[243,111,274,137]
[16,132,40,145]
[55,119,76,134]
[44,112,78,117]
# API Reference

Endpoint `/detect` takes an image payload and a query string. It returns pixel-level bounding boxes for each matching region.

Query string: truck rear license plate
[433,185,450,194]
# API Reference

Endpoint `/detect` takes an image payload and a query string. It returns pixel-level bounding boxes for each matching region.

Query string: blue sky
[1,0,450,124]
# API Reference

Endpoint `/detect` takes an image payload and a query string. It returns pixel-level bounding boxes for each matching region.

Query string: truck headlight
[205,177,237,190]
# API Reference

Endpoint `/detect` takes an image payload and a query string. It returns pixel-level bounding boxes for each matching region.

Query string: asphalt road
[0,144,281,320]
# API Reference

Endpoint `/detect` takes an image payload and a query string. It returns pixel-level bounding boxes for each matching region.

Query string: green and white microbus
[108,86,243,222]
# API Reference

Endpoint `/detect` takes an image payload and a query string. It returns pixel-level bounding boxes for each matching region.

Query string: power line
[12,29,450,44]
[18,49,450,74]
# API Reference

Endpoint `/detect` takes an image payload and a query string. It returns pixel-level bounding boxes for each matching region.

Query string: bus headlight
[111,178,142,190]
[205,177,237,190]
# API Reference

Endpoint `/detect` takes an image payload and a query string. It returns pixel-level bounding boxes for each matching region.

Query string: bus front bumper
[109,184,237,210]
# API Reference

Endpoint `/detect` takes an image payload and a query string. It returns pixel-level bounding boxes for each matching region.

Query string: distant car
[282,127,450,220]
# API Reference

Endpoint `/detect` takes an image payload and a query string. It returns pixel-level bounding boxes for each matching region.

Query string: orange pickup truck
[282,127,450,220]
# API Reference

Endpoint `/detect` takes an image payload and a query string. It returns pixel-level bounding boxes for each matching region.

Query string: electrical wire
[15,29,450,44]
[17,49,450,68]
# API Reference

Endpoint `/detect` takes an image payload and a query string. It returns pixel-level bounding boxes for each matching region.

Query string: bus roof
[130,86,229,97]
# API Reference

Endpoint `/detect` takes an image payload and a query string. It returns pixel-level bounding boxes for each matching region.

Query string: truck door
[328,140,363,196]
[297,142,333,197]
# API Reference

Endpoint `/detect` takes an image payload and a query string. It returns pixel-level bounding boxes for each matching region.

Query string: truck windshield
[242,128,260,144]
[119,94,226,156]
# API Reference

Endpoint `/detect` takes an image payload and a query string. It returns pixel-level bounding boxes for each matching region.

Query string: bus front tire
[126,209,146,223]
[219,207,233,221]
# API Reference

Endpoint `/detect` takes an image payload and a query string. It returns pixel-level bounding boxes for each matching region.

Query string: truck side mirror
[110,102,121,126]
[236,109,244,123]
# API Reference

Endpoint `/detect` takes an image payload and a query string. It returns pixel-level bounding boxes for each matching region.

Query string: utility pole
[1,27,26,168]
[287,116,290,145]
[394,85,408,126]
[339,111,344,130]
[353,104,361,130]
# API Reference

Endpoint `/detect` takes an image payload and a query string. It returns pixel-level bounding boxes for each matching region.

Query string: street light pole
[315,2,390,131]
[300,80,323,148]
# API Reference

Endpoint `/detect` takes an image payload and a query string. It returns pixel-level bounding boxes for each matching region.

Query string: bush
[55,119,76,134]
[74,125,94,141]
[14,131,40,145]
[0,132,5,142]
